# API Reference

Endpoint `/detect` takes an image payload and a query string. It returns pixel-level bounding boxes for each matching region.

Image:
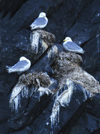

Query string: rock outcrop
[6,30,100,134]
[0,0,100,134]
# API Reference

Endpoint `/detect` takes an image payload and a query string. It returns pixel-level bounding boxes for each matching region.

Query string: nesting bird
[63,37,84,54]
[30,12,48,30]
[6,56,31,73]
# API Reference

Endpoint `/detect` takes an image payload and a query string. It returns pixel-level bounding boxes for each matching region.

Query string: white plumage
[6,56,31,73]
[30,12,48,30]
[63,37,84,54]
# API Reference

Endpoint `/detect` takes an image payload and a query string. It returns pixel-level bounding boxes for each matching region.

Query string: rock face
[9,72,55,130]
[0,0,100,134]
[7,48,100,134]
[0,0,100,81]
[52,51,100,94]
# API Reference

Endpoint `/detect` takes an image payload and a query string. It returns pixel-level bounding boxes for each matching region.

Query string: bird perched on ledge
[63,37,84,54]
[30,12,48,30]
[6,56,31,73]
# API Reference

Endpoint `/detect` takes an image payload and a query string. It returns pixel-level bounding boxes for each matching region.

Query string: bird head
[19,56,27,61]
[63,37,72,42]
[39,12,46,17]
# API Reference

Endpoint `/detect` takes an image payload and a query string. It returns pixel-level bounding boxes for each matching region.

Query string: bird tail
[30,26,35,30]
[30,24,36,30]
[30,24,33,29]
[6,66,12,73]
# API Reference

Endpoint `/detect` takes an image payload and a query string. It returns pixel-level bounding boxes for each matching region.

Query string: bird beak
[63,39,66,42]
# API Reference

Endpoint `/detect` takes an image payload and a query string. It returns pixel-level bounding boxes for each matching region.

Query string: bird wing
[30,17,47,27]
[64,41,84,52]
[11,60,29,70]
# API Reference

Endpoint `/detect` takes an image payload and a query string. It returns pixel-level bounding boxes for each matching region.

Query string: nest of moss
[19,72,51,87]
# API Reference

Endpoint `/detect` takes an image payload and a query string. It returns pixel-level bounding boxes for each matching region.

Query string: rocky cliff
[0,0,100,134]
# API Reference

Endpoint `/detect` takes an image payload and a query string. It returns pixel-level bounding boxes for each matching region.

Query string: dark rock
[0,0,100,134]
[82,36,100,82]
[0,29,55,69]
[50,79,91,134]
[86,93,100,118]
[26,79,99,134]
[0,0,100,81]
[67,113,100,134]
[0,0,28,17]
[51,51,100,134]
[11,126,32,134]
[0,28,56,133]
[8,72,57,130]
[29,45,58,74]
[8,49,100,134]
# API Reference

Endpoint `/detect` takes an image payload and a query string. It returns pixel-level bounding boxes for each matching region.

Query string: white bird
[63,37,84,54]
[6,56,31,73]
[30,12,48,30]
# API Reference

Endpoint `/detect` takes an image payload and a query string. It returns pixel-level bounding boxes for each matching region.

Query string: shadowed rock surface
[0,0,100,134]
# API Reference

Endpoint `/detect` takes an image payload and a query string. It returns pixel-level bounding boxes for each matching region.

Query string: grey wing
[11,60,28,70]
[31,17,47,27]
[65,41,84,53]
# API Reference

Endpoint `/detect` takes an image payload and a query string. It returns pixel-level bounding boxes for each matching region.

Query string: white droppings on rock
[30,32,40,54]
[46,122,49,126]
[57,89,73,107]
[9,83,29,112]
[10,84,25,103]
[57,79,73,107]
[50,101,60,129]
[13,95,20,111]
[38,87,52,97]
[47,45,58,59]
[21,86,29,98]
[50,86,72,130]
